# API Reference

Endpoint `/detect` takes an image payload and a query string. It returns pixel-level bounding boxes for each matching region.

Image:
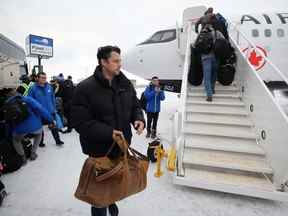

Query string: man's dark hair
[204,7,214,15]
[68,75,72,80]
[152,76,159,80]
[97,46,121,65]
[37,72,46,78]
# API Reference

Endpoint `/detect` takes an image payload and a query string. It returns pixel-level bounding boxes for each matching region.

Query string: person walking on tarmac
[71,45,145,216]
[62,75,74,133]
[28,72,64,146]
[144,76,165,139]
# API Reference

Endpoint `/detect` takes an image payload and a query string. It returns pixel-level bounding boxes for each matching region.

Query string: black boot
[108,203,119,216]
[206,96,213,102]
[91,206,107,216]
[51,128,64,146]
[146,130,151,138]
[151,130,157,139]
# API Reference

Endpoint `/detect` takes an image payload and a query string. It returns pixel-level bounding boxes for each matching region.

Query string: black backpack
[1,96,29,125]
[195,30,214,54]
[147,139,162,163]
[0,139,23,174]
[140,92,147,112]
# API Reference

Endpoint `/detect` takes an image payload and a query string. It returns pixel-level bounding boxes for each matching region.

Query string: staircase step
[187,94,242,103]
[183,149,273,175]
[186,104,248,116]
[183,127,256,140]
[185,114,253,127]
[186,108,248,117]
[184,121,253,135]
[177,168,275,192]
[188,92,240,98]
[186,100,245,107]
[189,85,239,94]
[185,135,265,155]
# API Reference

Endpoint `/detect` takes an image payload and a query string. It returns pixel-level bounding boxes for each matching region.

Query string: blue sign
[26,34,53,58]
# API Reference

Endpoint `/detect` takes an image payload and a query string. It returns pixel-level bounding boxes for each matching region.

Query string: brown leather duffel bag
[74,134,149,207]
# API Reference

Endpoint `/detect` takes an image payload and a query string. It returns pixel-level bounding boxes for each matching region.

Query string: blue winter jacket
[28,83,57,116]
[144,85,165,113]
[9,96,53,135]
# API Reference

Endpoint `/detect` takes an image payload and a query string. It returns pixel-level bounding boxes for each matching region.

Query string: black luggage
[188,46,203,86]
[0,96,29,125]
[218,64,236,86]
[0,139,23,174]
[214,38,232,61]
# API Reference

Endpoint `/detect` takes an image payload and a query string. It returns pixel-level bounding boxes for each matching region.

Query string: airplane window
[149,32,164,42]
[252,29,259,37]
[138,29,176,45]
[161,31,176,41]
[277,29,285,37]
[264,29,272,37]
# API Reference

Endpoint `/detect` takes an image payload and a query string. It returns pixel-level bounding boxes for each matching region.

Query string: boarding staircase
[173,22,288,201]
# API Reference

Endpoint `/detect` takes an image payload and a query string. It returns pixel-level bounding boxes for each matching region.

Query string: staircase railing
[228,23,288,191]
[176,22,193,176]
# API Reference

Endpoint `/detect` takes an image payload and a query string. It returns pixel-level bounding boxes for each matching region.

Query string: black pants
[147,112,159,133]
[40,127,61,145]
[91,206,107,216]
[63,101,72,130]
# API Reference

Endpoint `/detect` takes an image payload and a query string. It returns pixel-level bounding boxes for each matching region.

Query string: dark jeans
[40,127,61,145]
[201,54,218,97]
[91,206,107,216]
[147,112,159,132]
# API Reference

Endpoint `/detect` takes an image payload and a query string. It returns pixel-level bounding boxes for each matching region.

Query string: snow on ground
[1,90,288,216]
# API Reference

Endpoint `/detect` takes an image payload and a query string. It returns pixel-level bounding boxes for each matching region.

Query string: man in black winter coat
[71,46,145,216]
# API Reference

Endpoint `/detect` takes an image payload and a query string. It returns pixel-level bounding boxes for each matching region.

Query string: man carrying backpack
[195,8,214,34]
[144,76,165,139]
[61,75,75,133]
[195,25,225,102]
[28,72,64,146]
[2,89,53,164]
[195,8,229,40]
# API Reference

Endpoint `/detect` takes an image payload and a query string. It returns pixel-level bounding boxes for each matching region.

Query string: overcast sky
[1,0,287,81]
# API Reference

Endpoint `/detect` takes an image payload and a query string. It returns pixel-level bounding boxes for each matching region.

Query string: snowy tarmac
[1,90,288,216]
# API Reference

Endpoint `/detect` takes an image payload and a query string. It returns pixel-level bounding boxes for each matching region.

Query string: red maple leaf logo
[249,50,263,67]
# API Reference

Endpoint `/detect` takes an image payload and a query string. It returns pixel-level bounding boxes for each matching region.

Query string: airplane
[122,6,288,93]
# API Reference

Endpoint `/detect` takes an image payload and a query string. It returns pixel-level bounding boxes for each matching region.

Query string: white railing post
[176,22,193,176]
